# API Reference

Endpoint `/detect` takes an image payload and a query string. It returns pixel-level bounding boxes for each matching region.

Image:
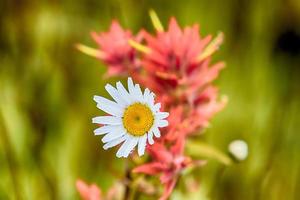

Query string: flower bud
[228,140,248,161]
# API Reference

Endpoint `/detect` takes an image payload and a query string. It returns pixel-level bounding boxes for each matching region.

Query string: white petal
[127,77,135,97]
[116,136,132,158]
[102,126,126,143]
[92,116,122,125]
[149,104,156,114]
[103,135,128,150]
[147,131,154,145]
[152,127,161,138]
[156,112,169,119]
[148,92,155,106]
[143,88,151,103]
[94,96,123,117]
[105,84,126,107]
[94,125,114,135]
[153,103,161,112]
[122,136,139,157]
[157,120,168,128]
[138,135,147,156]
[145,93,155,111]
[134,84,144,101]
[116,81,133,105]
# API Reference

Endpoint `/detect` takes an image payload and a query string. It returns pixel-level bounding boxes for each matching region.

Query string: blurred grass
[1,0,300,199]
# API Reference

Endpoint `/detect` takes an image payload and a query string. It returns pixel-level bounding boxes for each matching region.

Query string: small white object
[228,140,248,161]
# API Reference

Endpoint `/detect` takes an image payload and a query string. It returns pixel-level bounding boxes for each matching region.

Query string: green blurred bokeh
[1,0,300,199]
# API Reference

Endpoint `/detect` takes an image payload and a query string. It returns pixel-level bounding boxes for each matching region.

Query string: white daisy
[92,77,169,158]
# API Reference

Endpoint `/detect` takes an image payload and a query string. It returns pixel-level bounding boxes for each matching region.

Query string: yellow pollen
[123,103,154,136]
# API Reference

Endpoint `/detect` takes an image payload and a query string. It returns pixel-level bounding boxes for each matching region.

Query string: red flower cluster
[76,180,121,200]
[78,14,226,200]
[90,21,141,76]
[76,180,101,200]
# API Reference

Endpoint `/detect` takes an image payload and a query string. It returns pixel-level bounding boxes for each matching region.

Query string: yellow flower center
[123,103,154,136]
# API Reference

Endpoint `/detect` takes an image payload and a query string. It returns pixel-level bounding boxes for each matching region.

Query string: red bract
[133,142,206,200]
[76,180,101,200]
[143,18,210,75]
[140,18,225,107]
[76,180,120,200]
[165,86,226,140]
[91,21,140,76]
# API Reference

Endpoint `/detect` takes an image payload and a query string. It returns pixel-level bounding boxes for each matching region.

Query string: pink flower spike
[76,179,101,200]
[159,178,177,200]
[132,162,168,175]
[90,20,140,76]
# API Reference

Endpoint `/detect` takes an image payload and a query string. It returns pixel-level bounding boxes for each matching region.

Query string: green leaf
[186,141,232,165]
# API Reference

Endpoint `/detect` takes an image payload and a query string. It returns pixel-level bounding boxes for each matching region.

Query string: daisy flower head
[92,77,169,158]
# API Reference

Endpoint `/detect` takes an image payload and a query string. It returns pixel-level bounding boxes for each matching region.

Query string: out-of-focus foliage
[1,0,300,199]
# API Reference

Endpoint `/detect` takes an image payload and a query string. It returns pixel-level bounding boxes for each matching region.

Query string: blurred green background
[1,0,300,199]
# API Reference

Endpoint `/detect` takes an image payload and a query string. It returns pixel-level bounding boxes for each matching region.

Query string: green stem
[0,117,22,200]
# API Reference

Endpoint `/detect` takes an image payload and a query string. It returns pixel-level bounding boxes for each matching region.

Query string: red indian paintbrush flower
[89,20,140,76]
[133,17,227,141]
[129,15,226,199]
[137,17,225,106]
[133,141,206,200]
[76,179,121,200]
[164,86,226,141]
[76,180,101,200]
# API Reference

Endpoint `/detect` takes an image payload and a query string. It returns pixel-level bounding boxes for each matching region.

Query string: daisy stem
[124,160,132,200]
[123,159,139,200]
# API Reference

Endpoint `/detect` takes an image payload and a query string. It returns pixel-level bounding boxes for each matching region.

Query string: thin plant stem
[0,118,22,200]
